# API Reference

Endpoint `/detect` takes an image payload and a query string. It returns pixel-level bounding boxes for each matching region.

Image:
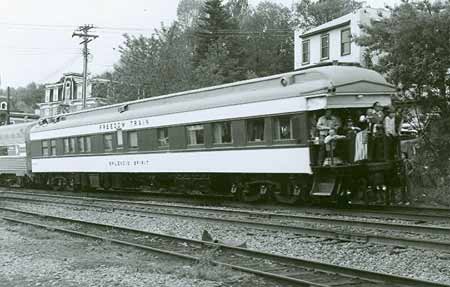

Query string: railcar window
[247,118,265,142]
[213,122,232,144]
[104,134,113,152]
[78,137,85,153]
[0,146,7,156]
[50,140,56,156]
[157,128,169,147]
[117,130,123,147]
[341,28,351,56]
[69,138,76,153]
[85,136,92,153]
[273,116,293,140]
[186,125,204,145]
[128,131,138,148]
[42,140,49,156]
[63,138,69,153]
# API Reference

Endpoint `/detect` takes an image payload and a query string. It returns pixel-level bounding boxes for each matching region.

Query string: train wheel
[273,182,302,204]
[241,182,263,202]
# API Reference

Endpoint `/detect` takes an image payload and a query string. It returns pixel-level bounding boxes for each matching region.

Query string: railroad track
[1,207,448,287]
[1,191,450,252]
[3,188,450,223]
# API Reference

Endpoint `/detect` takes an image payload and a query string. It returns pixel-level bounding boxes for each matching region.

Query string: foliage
[359,0,450,189]
[295,0,363,30]
[111,23,195,103]
[109,0,297,101]
[192,0,247,84]
[240,1,294,76]
[177,0,205,28]
[0,83,44,113]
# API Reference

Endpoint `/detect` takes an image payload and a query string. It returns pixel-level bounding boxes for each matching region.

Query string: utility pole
[72,24,98,109]
[6,86,10,125]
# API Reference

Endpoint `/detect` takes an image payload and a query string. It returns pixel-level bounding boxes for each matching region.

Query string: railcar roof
[32,66,395,132]
[0,122,36,145]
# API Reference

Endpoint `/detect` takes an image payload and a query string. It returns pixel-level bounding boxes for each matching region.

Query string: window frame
[63,138,69,154]
[320,33,330,60]
[186,124,205,146]
[340,28,351,56]
[246,118,265,143]
[116,130,123,148]
[157,127,169,148]
[301,39,310,65]
[78,136,85,153]
[272,116,294,141]
[76,136,92,154]
[212,121,233,145]
[50,139,57,156]
[69,137,76,153]
[103,133,114,152]
[85,136,92,153]
[127,131,139,149]
[42,140,49,156]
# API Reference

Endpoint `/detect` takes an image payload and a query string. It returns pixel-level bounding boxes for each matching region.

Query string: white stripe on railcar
[32,147,312,174]
[31,97,308,141]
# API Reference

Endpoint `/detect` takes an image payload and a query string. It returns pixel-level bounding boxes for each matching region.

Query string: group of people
[313,103,412,204]
[315,102,403,165]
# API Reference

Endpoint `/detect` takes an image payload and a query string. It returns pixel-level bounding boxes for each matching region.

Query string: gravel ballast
[0,218,286,287]
[2,200,450,285]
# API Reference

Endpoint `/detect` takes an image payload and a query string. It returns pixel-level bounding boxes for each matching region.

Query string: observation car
[28,65,400,205]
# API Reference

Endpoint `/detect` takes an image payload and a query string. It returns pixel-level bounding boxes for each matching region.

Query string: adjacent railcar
[29,66,397,204]
[0,122,36,186]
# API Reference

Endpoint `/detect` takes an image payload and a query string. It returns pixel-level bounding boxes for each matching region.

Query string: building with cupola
[39,73,110,118]
[0,96,38,126]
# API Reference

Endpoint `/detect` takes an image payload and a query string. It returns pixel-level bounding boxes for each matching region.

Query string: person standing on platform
[317,109,342,141]
[316,110,342,165]
[384,107,398,160]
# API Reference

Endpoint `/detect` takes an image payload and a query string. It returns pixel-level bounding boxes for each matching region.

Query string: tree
[296,0,363,29]
[240,1,295,76]
[177,0,204,28]
[358,1,450,184]
[193,0,246,84]
[112,22,195,102]
[0,83,44,113]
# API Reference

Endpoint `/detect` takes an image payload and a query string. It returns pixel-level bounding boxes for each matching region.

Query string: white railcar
[29,66,397,203]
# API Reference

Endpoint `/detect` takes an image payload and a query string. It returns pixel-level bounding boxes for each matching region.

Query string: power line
[0,21,294,34]
[38,54,82,84]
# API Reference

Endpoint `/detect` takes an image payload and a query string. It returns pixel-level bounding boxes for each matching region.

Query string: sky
[0,0,402,88]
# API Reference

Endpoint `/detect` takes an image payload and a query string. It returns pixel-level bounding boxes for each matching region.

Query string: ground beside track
[0,218,281,287]
[3,200,450,285]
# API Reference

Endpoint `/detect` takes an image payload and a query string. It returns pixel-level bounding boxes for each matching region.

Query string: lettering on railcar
[108,160,151,167]
[99,119,151,131]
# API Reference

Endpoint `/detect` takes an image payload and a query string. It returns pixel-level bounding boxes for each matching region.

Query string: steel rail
[3,189,450,222]
[1,196,450,252]
[2,191,450,235]
[1,207,448,287]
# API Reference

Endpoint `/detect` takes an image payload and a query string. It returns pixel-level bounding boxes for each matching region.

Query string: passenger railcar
[0,122,35,186]
[28,66,399,204]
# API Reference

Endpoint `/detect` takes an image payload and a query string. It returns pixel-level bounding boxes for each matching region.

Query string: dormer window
[302,40,310,65]
[320,34,329,60]
[341,28,351,56]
